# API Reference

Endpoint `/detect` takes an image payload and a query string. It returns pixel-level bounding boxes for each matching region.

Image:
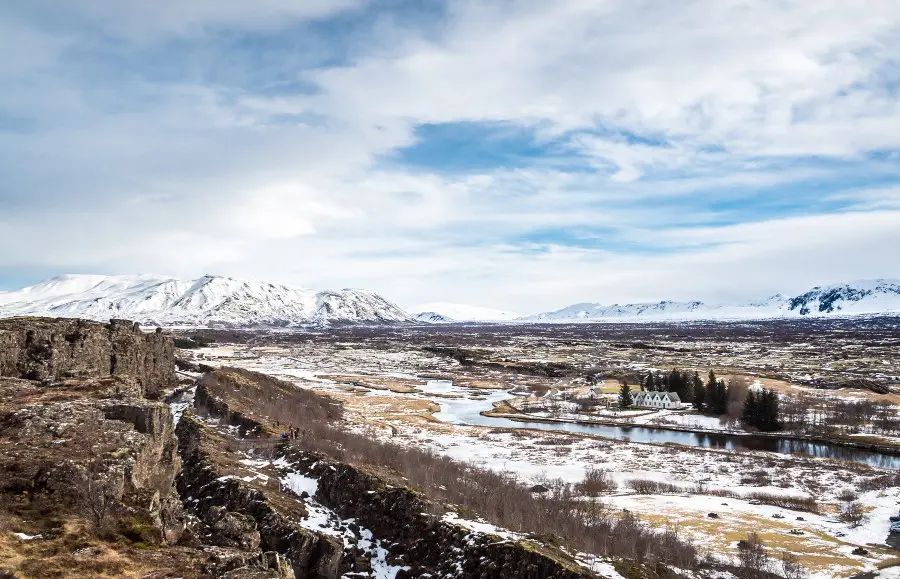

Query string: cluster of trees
[780,396,900,436]
[695,371,728,414]
[621,369,782,432]
[698,371,781,432]
[742,388,781,431]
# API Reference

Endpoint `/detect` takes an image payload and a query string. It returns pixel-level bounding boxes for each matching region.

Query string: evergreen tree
[759,389,781,431]
[713,379,729,415]
[742,390,759,426]
[706,370,717,391]
[644,372,654,391]
[618,381,633,408]
[704,376,728,416]
[742,388,781,431]
[691,372,705,410]
[669,369,692,402]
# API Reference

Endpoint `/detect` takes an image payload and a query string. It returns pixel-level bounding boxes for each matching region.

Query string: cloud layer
[1,0,899,312]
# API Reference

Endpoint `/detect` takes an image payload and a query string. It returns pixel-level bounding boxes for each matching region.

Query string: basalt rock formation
[0,318,203,577]
[177,414,342,578]
[0,317,174,398]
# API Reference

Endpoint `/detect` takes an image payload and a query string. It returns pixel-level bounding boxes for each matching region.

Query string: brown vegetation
[206,368,702,571]
[625,479,819,513]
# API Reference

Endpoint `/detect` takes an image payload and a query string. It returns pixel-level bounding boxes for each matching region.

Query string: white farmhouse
[632,391,681,409]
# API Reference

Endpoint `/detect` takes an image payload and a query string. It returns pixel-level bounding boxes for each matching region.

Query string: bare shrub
[627,479,683,494]
[696,486,819,513]
[838,500,867,527]
[736,532,769,578]
[575,469,616,496]
[780,550,805,579]
[726,376,750,420]
[76,459,124,531]
[739,469,772,487]
[859,474,900,491]
[746,492,818,513]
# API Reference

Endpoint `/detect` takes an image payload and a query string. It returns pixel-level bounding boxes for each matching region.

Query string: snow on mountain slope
[522,280,900,323]
[412,302,520,323]
[786,279,900,316]
[414,311,454,323]
[0,274,412,327]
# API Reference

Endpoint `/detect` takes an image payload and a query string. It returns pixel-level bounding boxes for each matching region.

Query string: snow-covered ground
[184,341,900,577]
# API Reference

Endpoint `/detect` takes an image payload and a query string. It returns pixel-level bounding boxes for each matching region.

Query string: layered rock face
[0,383,185,543]
[0,317,174,398]
[177,414,340,578]
[0,317,197,577]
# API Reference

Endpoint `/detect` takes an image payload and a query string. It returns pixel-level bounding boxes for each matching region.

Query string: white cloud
[0,1,899,310]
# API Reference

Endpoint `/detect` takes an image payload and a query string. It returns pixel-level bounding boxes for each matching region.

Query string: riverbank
[481,405,900,463]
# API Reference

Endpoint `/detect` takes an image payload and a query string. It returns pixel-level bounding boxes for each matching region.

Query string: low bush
[575,468,616,496]
[627,479,684,494]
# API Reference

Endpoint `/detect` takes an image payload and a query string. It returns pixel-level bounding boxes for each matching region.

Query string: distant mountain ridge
[1,275,898,327]
[412,302,520,323]
[0,274,411,327]
[522,279,900,323]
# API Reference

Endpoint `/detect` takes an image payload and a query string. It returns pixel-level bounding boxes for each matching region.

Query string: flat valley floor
[180,320,900,578]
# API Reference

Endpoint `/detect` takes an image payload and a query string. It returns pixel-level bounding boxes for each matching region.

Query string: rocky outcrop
[0,317,174,399]
[0,380,187,545]
[0,317,200,577]
[282,448,594,579]
[176,414,342,578]
[194,377,266,437]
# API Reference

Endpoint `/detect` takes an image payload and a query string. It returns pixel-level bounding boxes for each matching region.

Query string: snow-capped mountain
[412,302,520,323]
[414,311,454,323]
[522,279,900,323]
[0,274,412,327]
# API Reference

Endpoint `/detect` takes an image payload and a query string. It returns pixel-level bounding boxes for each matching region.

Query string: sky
[1,0,899,314]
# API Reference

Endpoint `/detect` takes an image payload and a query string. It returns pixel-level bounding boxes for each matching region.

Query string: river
[419,380,900,470]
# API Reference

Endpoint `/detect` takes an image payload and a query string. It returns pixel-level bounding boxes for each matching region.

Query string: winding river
[419,380,900,470]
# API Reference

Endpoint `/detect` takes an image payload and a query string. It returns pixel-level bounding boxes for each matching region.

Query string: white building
[632,390,681,409]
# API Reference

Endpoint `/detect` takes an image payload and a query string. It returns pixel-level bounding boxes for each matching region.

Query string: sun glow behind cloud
[1,0,899,312]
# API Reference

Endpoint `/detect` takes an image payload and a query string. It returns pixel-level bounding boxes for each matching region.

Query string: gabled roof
[634,390,680,403]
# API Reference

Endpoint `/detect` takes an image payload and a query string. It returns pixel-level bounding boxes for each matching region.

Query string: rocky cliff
[0,317,200,577]
[0,317,174,398]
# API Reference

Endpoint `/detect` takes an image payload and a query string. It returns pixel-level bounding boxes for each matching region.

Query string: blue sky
[1,1,899,312]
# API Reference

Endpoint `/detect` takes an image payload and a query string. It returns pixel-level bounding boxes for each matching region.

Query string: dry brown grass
[627,502,889,578]
[0,518,205,579]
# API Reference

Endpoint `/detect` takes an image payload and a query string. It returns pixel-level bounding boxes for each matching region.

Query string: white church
[632,390,682,409]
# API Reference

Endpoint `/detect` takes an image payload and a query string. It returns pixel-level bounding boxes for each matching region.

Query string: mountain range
[520,279,900,322]
[0,274,410,327]
[0,275,898,327]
